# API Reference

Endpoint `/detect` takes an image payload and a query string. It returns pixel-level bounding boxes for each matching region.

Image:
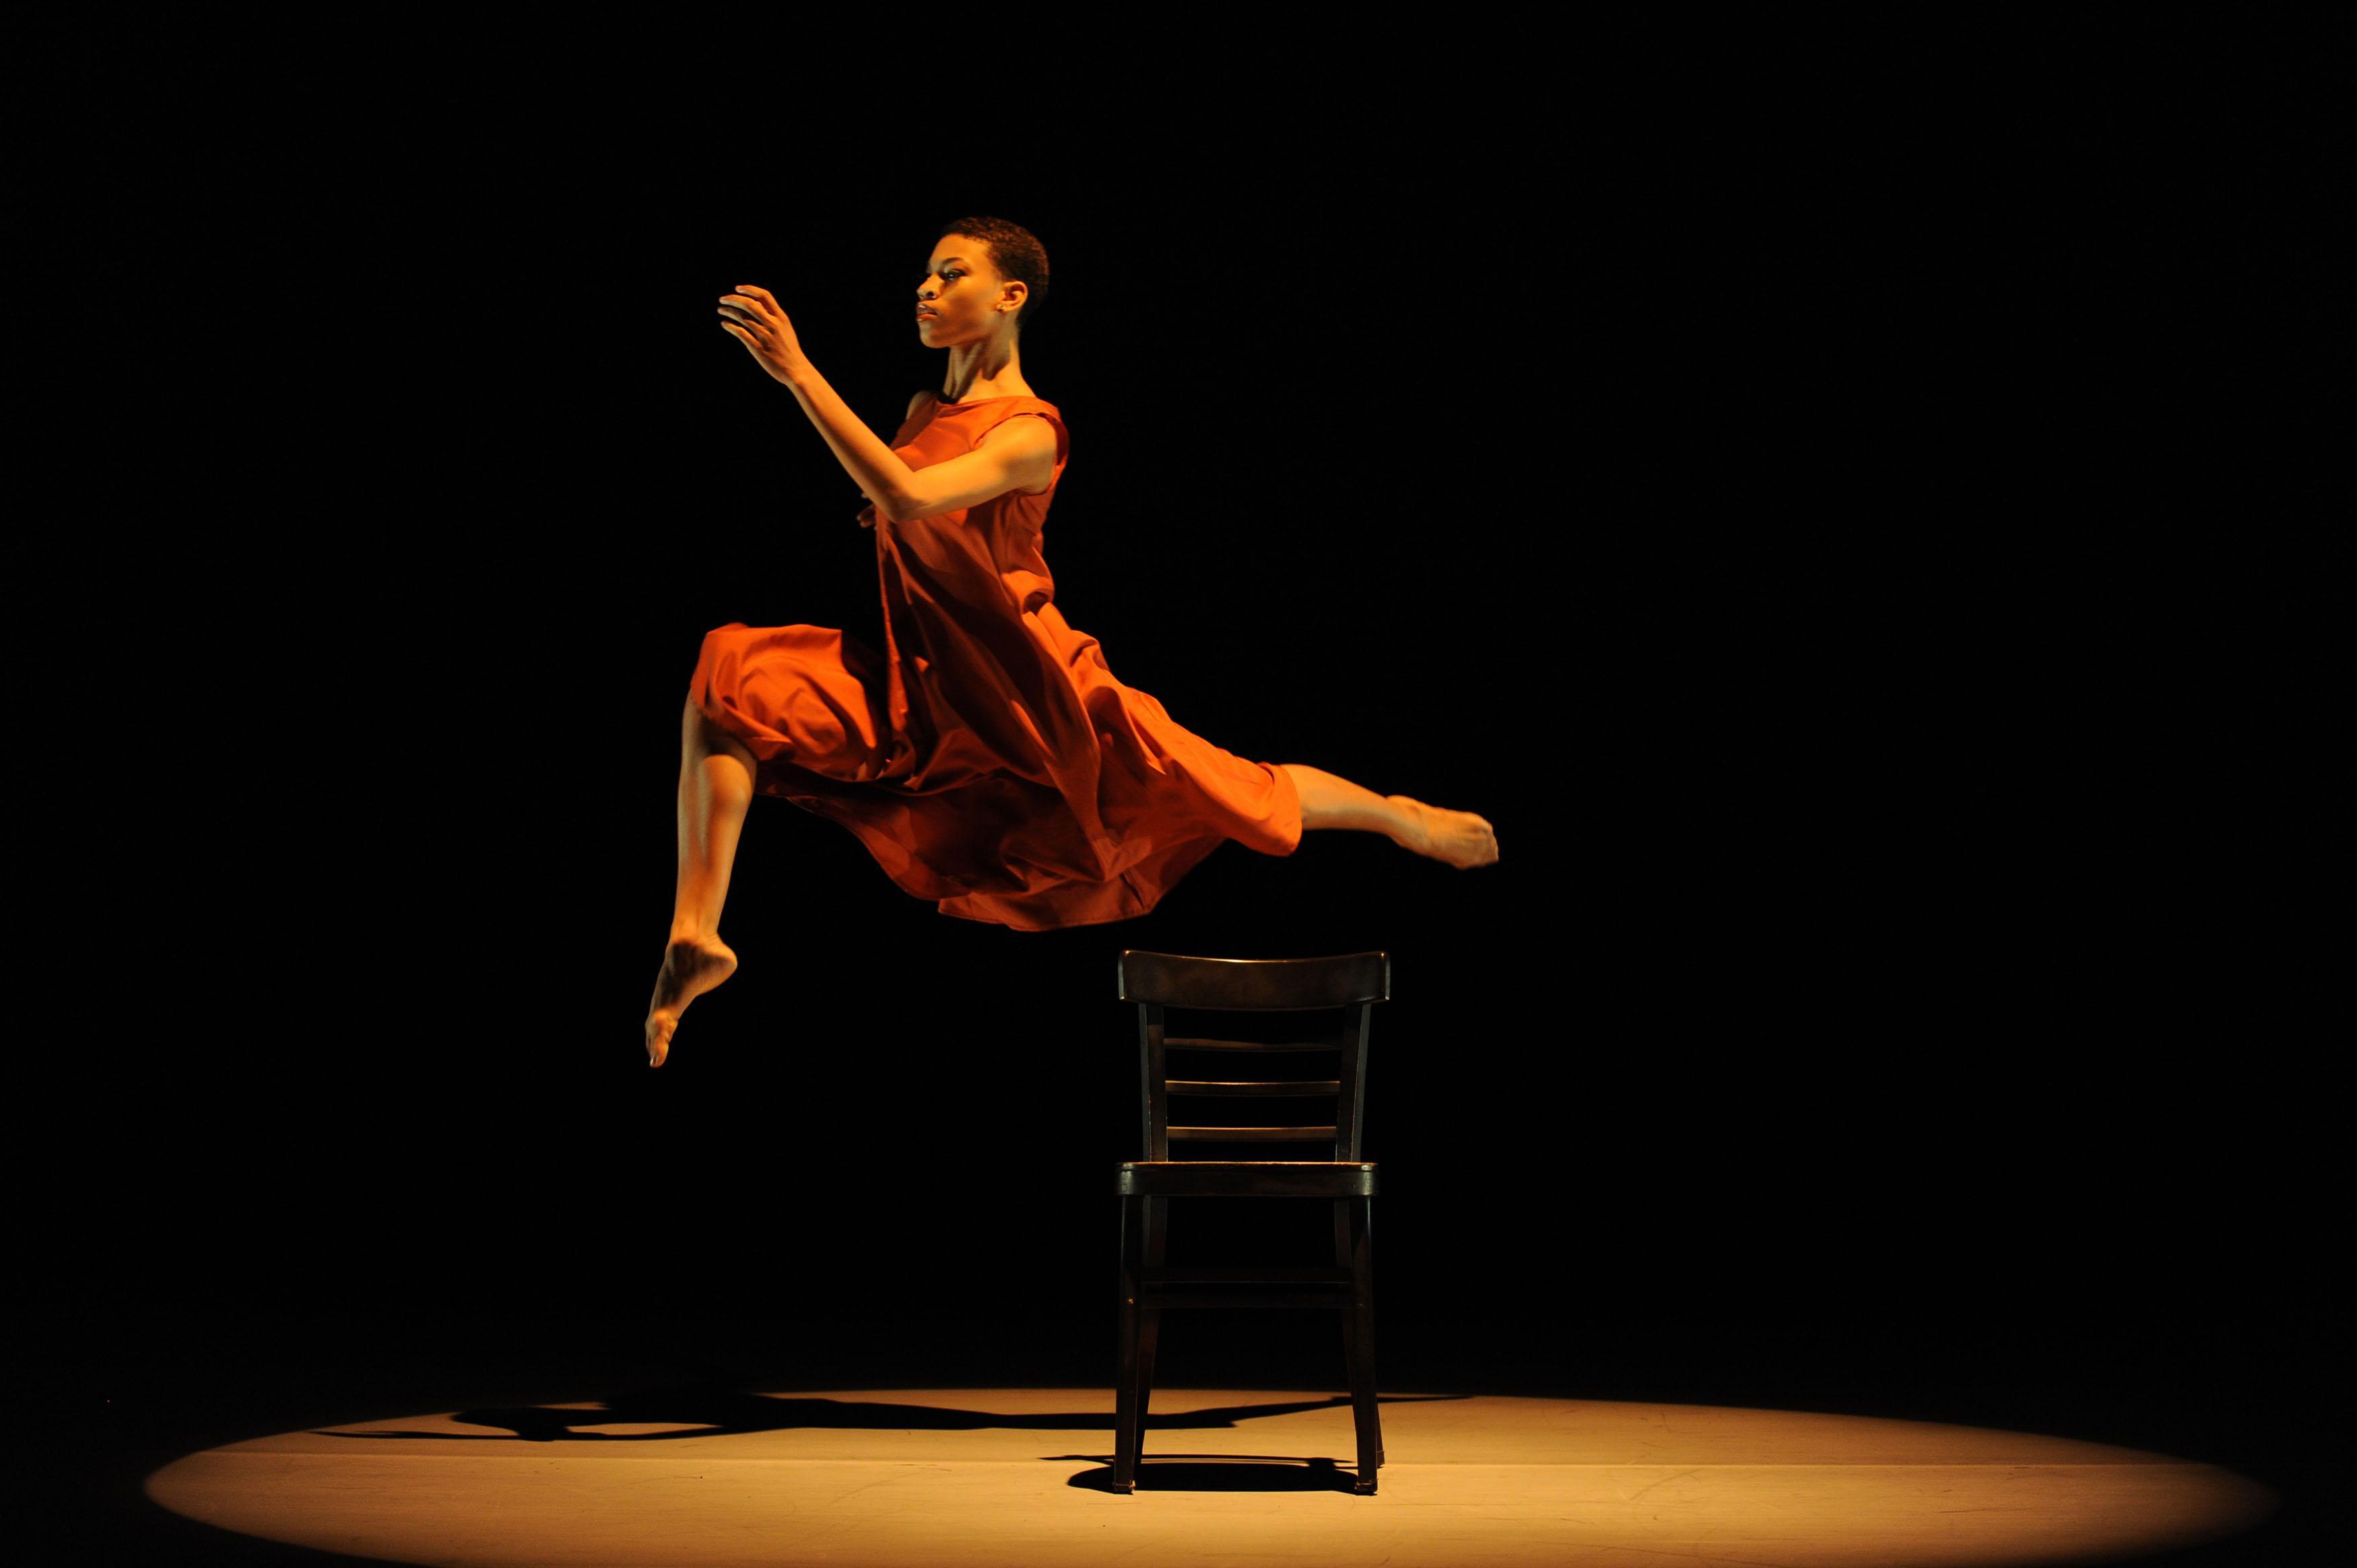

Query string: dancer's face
[915,235,1020,342]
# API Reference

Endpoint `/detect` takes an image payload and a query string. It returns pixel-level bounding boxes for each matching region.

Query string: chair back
[1117,951,1391,1163]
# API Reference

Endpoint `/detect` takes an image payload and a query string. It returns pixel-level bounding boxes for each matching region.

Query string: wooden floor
[143,1388,2278,1567]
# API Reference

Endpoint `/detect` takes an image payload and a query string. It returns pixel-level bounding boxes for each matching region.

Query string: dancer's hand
[857,502,878,530]
[717,285,808,386]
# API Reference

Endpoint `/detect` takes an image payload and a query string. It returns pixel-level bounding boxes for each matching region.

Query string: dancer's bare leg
[644,697,760,1067]
[1275,763,1499,868]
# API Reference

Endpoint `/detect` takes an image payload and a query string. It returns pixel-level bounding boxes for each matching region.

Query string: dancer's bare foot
[644,932,739,1068]
[1387,796,1500,868]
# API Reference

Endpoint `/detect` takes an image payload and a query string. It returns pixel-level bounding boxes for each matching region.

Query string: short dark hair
[935,215,1049,333]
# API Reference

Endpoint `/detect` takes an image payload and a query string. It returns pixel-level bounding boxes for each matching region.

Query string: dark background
[28,15,2339,1565]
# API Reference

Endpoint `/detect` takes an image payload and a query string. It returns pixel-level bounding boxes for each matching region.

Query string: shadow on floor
[1059,1454,1370,1494]
[312,1386,1466,1444]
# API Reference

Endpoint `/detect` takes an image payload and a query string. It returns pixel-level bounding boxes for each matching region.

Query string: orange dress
[688,393,1302,931]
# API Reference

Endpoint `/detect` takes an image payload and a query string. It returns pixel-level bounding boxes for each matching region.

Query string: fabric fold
[690,394,1300,931]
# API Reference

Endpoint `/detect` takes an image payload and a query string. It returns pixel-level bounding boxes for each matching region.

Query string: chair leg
[1138,1197,1166,1433]
[1345,1196,1381,1493]
[1137,1307,1161,1434]
[1113,1194,1145,1491]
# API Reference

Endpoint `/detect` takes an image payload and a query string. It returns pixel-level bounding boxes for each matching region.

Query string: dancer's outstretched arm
[719,284,919,525]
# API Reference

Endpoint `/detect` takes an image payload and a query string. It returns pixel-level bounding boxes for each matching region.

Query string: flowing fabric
[688,392,1301,930]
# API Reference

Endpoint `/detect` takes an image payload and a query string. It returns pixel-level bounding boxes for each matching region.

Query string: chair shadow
[1057,1455,1364,1494]
[310,1382,1468,1446]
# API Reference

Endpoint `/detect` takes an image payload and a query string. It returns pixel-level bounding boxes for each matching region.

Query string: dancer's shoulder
[906,388,938,419]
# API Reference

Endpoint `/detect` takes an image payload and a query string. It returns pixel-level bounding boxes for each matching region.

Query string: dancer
[646,217,1498,1066]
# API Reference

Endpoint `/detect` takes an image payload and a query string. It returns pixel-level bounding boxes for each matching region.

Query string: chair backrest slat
[1121,951,1389,1011]
[1162,1035,1337,1052]
[1121,951,1388,1164]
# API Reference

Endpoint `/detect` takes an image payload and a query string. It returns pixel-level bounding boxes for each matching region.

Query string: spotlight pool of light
[145,1387,2278,1566]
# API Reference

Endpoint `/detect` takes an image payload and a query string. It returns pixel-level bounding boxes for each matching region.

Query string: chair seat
[1117,1161,1378,1198]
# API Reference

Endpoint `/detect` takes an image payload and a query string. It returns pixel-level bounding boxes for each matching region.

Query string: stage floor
[139,1385,2277,1566]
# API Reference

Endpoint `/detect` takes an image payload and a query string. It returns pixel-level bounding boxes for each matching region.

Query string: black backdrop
[32,17,2339,1564]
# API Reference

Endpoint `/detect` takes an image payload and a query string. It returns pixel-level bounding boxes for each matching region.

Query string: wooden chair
[1111,949,1389,1495]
